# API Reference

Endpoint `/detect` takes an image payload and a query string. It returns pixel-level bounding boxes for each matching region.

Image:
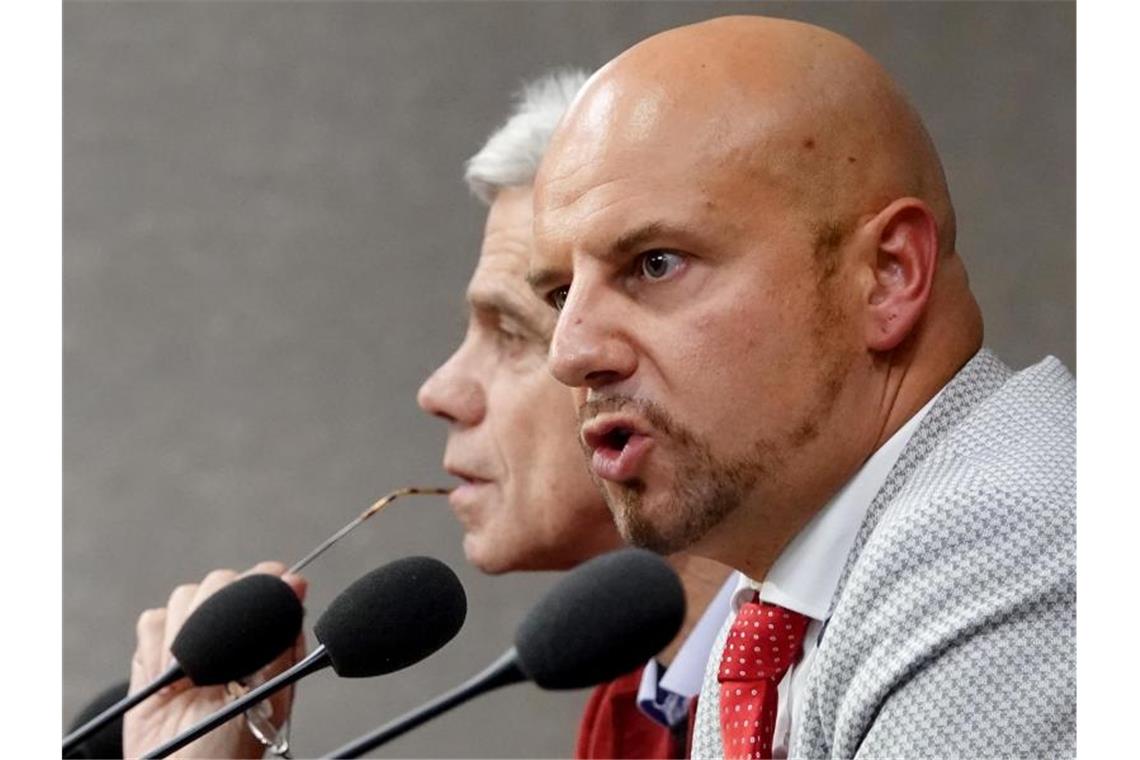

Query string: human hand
[123,561,308,759]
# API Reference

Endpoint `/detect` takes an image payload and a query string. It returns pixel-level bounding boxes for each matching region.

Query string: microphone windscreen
[170,573,304,686]
[65,680,129,759]
[313,556,467,678]
[514,548,685,690]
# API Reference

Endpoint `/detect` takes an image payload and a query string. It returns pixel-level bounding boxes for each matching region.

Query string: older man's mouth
[444,466,493,505]
[581,416,655,482]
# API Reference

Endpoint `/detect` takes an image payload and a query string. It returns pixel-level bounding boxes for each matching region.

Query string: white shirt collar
[732,388,943,620]
[634,388,945,718]
[635,573,739,720]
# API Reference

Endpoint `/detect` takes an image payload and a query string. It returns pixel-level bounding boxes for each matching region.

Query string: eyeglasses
[288,486,452,574]
[239,485,452,758]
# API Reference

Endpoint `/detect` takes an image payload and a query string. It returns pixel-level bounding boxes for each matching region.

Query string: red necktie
[716,594,809,760]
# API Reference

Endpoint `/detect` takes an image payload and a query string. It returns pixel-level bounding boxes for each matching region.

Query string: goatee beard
[579,395,774,554]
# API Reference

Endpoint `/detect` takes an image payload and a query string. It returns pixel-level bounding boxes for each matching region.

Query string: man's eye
[639,250,684,280]
[497,327,525,344]
[547,286,570,312]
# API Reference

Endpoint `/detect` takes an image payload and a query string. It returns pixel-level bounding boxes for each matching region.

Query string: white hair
[464,68,590,205]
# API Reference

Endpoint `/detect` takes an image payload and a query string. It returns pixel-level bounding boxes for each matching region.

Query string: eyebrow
[468,290,545,337]
[527,220,695,294]
[613,221,673,257]
[525,266,564,296]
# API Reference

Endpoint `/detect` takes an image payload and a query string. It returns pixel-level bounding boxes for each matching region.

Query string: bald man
[530,16,1075,760]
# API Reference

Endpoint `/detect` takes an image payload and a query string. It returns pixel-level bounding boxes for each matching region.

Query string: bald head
[541,16,955,259]
[531,16,982,571]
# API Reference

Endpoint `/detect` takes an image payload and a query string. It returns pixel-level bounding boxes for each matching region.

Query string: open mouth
[602,426,634,453]
[580,415,657,482]
[584,419,641,454]
[583,418,655,482]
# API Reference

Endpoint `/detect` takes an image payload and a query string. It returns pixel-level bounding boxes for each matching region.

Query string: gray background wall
[64,2,1074,756]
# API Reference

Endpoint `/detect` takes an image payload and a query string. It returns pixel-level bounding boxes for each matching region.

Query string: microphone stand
[142,646,330,759]
[62,663,184,756]
[327,648,526,759]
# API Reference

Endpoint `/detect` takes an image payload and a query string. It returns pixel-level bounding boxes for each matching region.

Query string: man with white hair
[121,69,733,759]
[425,70,734,758]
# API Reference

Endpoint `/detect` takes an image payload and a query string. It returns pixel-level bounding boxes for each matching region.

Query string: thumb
[241,561,308,604]
[281,572,308,603]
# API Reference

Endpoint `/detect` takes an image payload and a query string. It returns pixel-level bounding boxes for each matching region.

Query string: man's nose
[548,288,637,390]
[416,349,486,427]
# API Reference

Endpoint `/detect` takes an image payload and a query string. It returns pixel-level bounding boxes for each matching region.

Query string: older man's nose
[549,298,637,391]
[416,354,486,427]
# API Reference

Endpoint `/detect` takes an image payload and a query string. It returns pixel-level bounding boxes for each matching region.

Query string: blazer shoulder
[794,354,1076,759]
[943,355,1074,502]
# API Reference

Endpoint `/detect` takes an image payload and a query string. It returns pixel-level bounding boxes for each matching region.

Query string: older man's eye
[493,327,537,361]
[497,328,525,344]
[639,250,685,280]
[547,286,570,312]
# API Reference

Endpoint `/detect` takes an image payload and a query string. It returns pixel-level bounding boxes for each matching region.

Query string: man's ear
[862,198,939,351]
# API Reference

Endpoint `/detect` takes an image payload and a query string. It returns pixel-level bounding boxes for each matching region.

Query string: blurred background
[64,1,1074,756]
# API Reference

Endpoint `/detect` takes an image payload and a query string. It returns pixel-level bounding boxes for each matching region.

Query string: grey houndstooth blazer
[691,349,1076,759]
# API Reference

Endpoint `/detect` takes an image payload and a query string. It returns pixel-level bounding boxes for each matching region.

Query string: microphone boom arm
[327,647,526,759]
[142,645,330,759]
[62,662,184,756]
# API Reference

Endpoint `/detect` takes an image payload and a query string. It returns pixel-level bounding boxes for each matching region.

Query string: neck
[696,279,981,582]
[657,553,734,665]
[871,258,982,450]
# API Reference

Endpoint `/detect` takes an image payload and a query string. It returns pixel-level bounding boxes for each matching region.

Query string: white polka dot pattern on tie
[717,596,810,759]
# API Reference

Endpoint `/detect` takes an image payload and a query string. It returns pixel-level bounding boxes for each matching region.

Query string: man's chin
[608,477,739,556]
[463,533,514,575]
[606,488,685,555]
[464,530,559,575]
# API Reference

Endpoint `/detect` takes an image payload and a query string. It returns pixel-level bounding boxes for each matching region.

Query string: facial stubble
[578,292,852,556]
[578,395,777,555]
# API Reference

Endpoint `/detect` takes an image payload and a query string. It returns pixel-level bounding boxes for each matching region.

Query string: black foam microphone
[142,556,467,759]
[64,680,130,759]
[62,574,304,755]
[328,548,685,758]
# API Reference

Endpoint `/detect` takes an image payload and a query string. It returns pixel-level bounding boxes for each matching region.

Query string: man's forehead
[472,189,534,296]
[469,244,531,301]
[529,66,789,286]
[535,104,749,240]
[532,161,735,254]
[467,245,554,331]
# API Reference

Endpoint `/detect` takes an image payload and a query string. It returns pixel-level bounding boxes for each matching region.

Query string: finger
[248,562,308,729]
[281,571,308,603]
[130,608,167,690]
[187,568,239,614]
[240,560,308,603]
[265,631,308,729]
[162,583,199,659]
[242,560,288,577]
[260,626,308,682]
